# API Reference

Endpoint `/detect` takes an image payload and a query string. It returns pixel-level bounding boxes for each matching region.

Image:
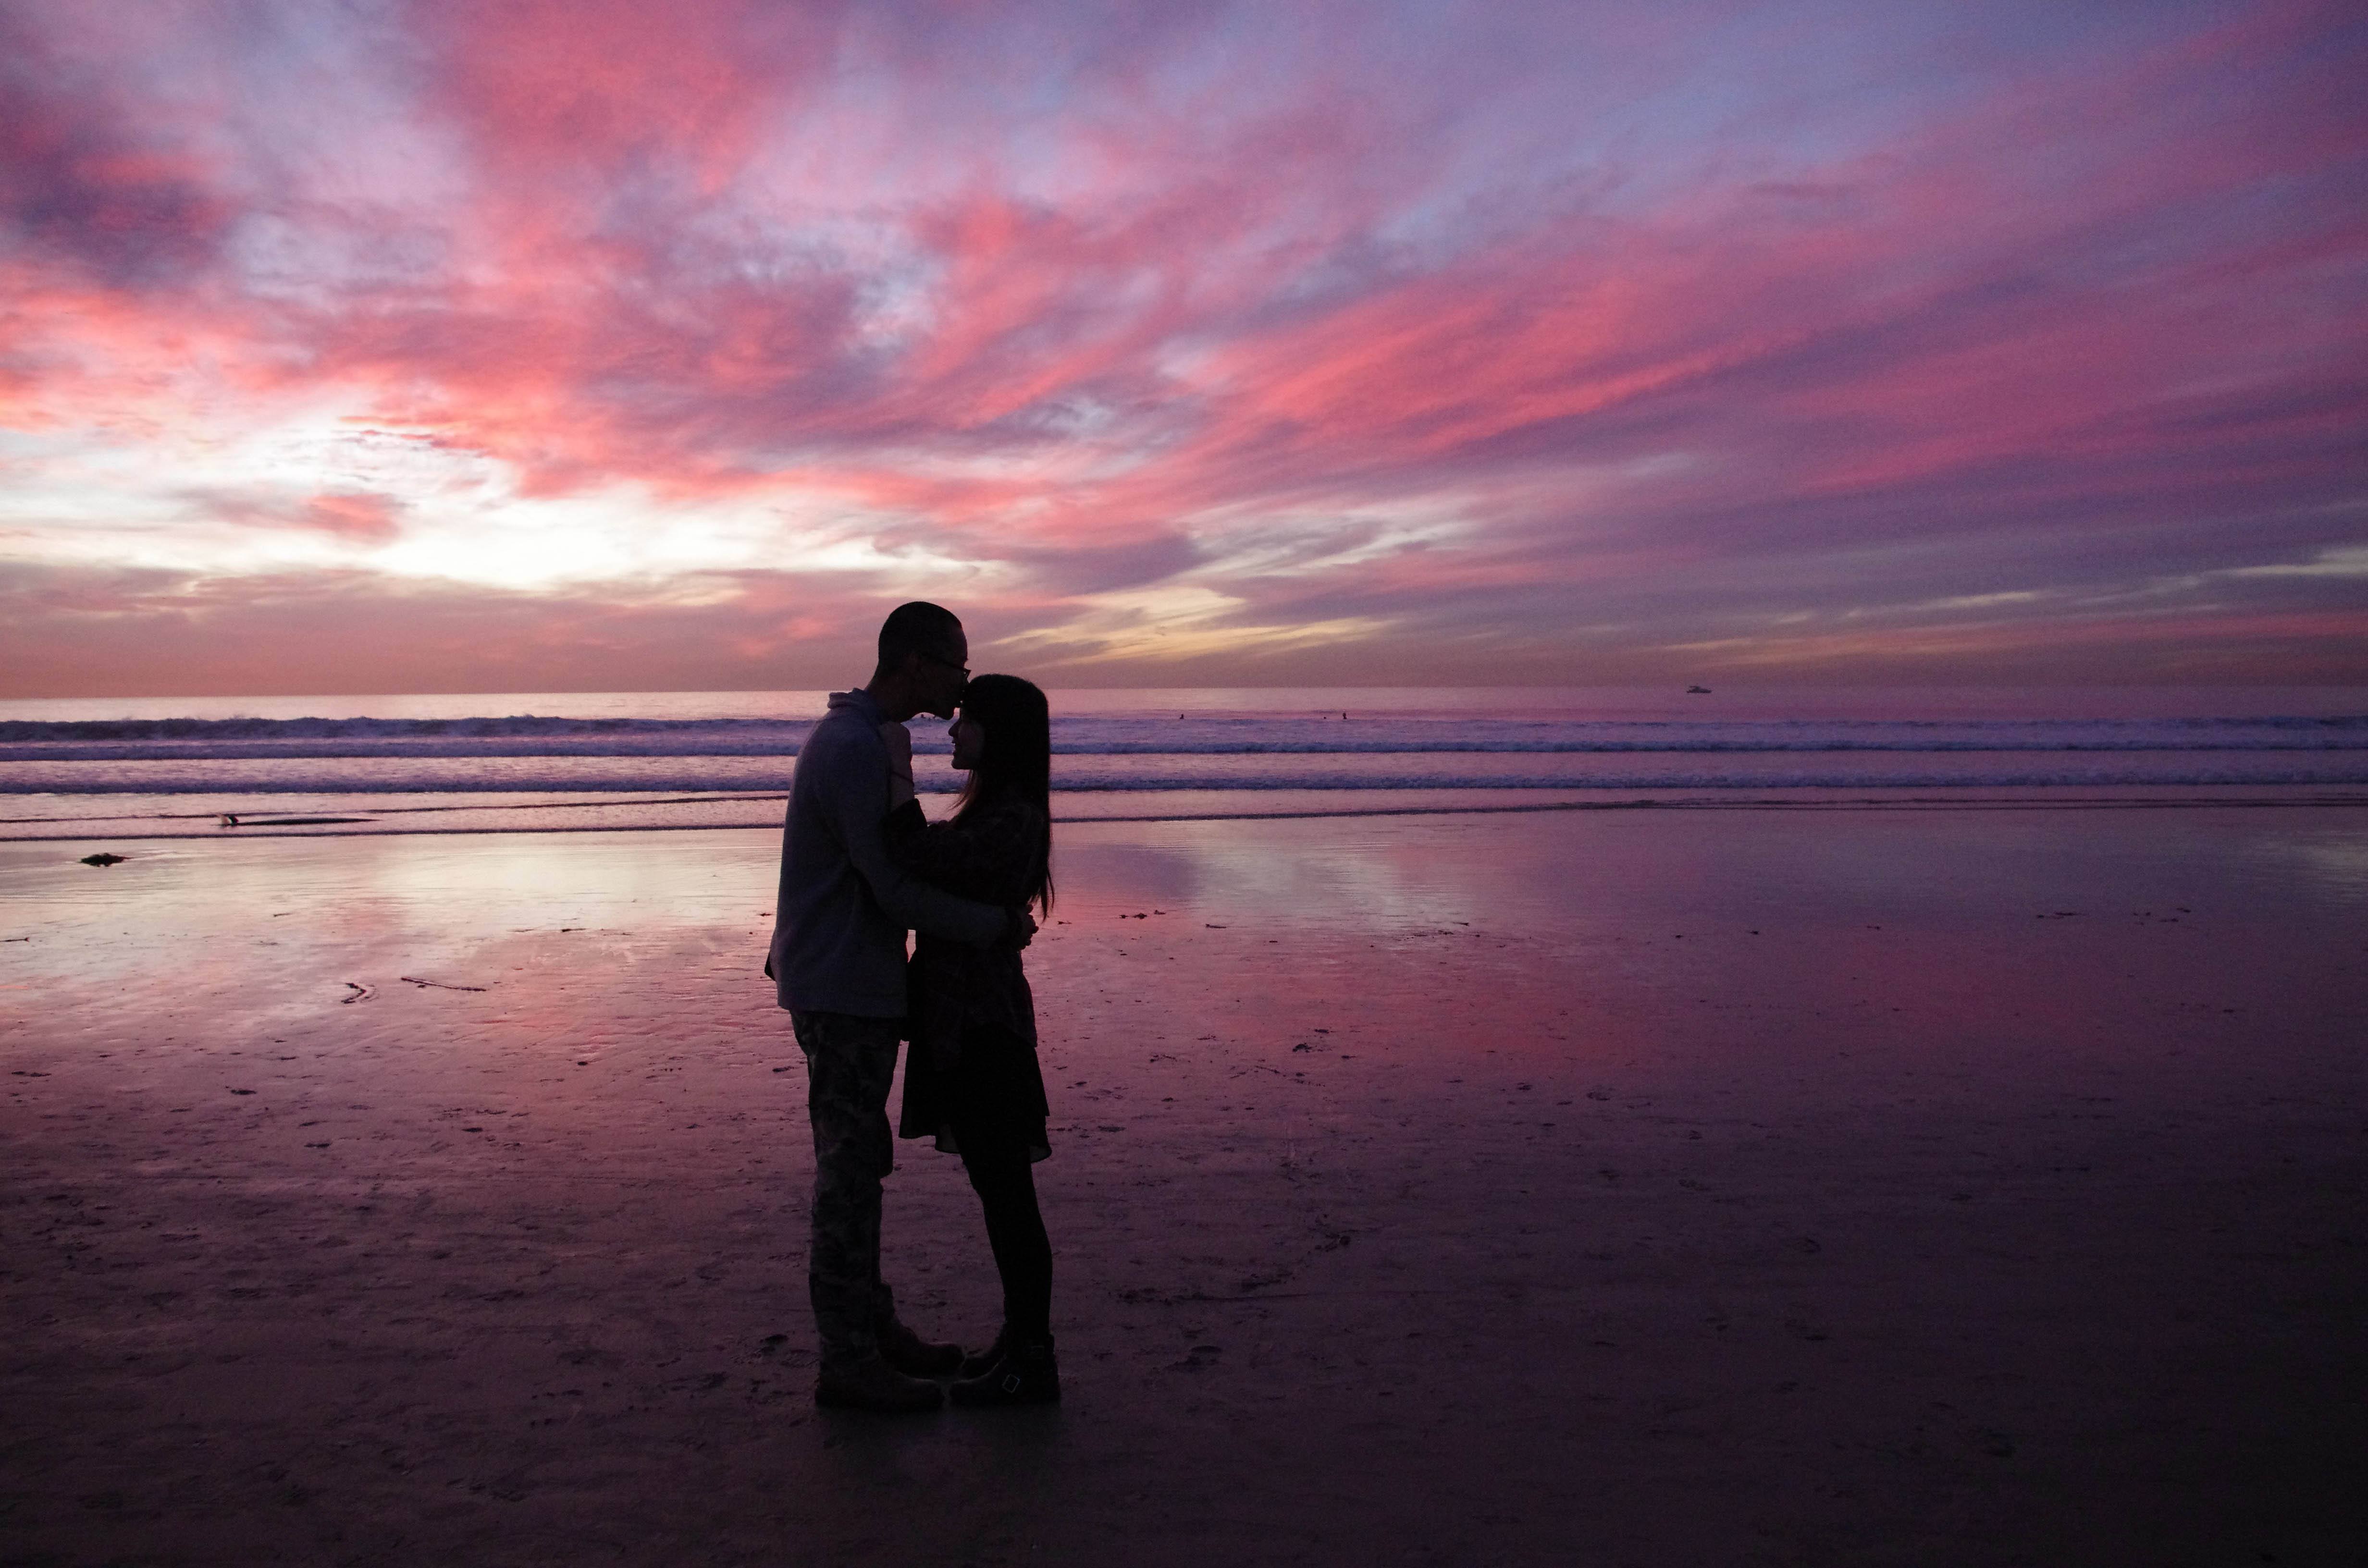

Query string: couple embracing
[765,601,1059,1413]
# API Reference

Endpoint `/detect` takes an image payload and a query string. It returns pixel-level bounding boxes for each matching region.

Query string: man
[767,601,1031,1412]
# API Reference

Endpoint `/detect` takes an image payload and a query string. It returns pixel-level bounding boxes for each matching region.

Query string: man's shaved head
[877,601,963,667]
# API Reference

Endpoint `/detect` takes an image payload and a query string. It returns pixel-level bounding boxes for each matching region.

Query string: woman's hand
[879,720,916,807]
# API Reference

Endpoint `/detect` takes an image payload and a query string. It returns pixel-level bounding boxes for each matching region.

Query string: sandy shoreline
[5,809,2365,1565]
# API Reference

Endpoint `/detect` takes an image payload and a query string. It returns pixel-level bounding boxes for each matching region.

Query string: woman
[882,673,1059,1406]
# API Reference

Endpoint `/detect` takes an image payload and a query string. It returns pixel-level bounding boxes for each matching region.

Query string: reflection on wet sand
[2,808,2364,1563]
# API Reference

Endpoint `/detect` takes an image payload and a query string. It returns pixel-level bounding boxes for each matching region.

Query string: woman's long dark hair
[953,673,1053,915]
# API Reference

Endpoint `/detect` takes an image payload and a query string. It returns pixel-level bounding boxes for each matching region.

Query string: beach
[4,805,2365,1565]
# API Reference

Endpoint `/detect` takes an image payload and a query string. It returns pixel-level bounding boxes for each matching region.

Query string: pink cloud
[297,492,404,543]
[172,489,406,544]
[413,0,817,188]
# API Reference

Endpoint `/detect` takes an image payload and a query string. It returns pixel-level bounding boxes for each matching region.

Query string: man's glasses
[920,649,970,681]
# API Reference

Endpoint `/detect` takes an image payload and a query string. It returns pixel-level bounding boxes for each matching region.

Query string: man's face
[913,632,969,719]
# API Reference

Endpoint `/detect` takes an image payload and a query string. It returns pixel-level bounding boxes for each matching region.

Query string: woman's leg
[955,1119,1052,1341]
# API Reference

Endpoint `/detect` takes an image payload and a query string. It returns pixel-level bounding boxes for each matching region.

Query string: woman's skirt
[900,1021,1050,1163]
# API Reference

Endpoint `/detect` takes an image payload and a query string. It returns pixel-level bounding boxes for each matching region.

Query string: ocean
[3,686,2364,842]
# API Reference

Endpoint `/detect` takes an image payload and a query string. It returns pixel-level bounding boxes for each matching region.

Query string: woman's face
[949,710,987,771]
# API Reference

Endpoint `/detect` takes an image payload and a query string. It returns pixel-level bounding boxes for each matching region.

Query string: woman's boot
[956,1324,1011,1382]
[950,1334,1059,1406]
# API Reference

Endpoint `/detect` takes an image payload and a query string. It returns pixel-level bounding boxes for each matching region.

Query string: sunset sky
[3,0,2363,697]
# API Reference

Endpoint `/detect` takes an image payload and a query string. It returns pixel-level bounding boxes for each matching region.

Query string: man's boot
[878,1316,963,1378]
[815,1357,945,1412]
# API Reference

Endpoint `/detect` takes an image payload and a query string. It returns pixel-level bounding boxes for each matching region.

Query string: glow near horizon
[0,0,2363,697]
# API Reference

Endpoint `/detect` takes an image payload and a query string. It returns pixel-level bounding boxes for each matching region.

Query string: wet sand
[4,808,2365,1566]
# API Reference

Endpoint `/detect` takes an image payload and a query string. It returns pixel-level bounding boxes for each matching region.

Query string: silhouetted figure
[883,674,1061,1406]
[765,601,1035,1414]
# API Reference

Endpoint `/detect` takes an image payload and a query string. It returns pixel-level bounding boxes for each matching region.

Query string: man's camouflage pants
[791,1010,902,1373]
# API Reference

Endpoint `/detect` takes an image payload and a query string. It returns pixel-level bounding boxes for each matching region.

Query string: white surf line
[0,791,791,825]
[10,791,2368,843]
[1052,794,2368,822]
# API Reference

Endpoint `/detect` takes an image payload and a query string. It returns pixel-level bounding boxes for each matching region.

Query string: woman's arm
[883,799,1043,907]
